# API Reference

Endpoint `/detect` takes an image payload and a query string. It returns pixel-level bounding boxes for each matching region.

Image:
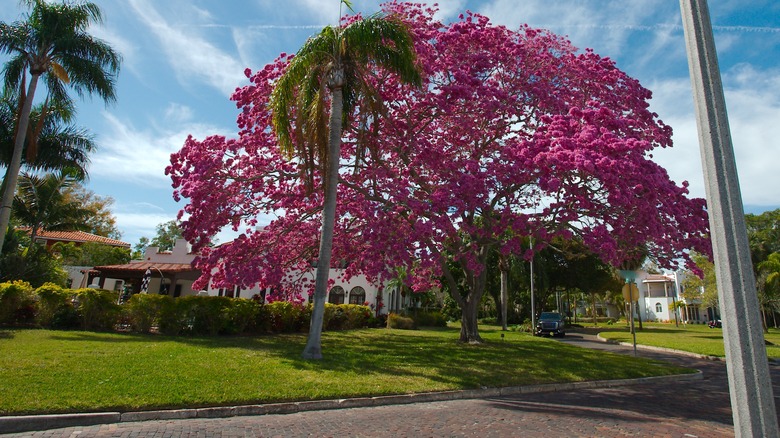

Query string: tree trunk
[301,84,343,360]
[0,74,40,254]
[460,295,483,343]
[636,299,643,330]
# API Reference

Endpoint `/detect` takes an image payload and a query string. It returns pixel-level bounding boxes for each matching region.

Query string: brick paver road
[5,333,779,437]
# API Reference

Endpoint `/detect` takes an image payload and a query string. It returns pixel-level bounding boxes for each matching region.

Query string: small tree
[148,220,183,251]
[13,170,91,242]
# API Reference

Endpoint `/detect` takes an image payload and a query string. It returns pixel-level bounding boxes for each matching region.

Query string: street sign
[622,283,639,301]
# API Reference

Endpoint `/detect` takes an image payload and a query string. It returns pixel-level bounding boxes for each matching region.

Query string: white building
[91,239,409,314]
[634,271,710,324]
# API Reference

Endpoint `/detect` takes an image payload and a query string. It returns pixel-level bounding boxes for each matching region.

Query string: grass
[0,326,690,416]
[588,322,780,359]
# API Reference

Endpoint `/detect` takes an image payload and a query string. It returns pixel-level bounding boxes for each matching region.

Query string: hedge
[0,282,375,336]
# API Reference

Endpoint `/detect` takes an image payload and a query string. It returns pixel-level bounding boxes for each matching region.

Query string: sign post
[622,282,639,356]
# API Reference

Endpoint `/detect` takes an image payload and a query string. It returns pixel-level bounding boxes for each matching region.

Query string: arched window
[328,286,345,304]
[655,302,663,313]
[349,286,366,305]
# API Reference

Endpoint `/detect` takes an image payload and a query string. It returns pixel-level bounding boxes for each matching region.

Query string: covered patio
[91,262,201,297]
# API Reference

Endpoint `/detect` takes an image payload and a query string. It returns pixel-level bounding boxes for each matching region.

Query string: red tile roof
[93,261,197,275]
[29,229,130,248]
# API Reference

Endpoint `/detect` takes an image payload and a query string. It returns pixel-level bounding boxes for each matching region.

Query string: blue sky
[1,0,779,246]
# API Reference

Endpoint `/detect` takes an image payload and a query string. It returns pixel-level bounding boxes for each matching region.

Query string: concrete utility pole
[679,1,779,436]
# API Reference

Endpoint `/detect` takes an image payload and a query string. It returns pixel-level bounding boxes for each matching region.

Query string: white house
[633,271,710,324]
[90,239,409,314]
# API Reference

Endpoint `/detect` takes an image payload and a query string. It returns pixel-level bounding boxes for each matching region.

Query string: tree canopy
[168,3,710,343]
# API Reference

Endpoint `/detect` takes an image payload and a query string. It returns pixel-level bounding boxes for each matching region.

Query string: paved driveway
[5,333,778,437]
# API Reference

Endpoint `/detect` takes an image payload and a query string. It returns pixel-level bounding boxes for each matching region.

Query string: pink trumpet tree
[168,2,710,343]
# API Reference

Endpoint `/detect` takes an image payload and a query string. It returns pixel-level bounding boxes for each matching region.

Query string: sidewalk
[3,332,776,437]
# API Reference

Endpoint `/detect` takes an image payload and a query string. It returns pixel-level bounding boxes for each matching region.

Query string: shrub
[387,313,416,330]
[323,303,346,330]
[0,281,36,325]
[510,323,533,333]
[265,301,309,333]
[341,304,372,330]
[124,294,173,333]
[158,298,192,336]
[35,283,70,328]
[73,288,121,331]
[414,311,447,327]
[223,298,261,335]
[441,294,461,322]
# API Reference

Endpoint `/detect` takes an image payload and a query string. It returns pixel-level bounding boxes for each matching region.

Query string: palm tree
[269,8,420,359]
[1,96,96,180]
[757,253,780,331]
[0,0,120,254]
[13,170,91,243]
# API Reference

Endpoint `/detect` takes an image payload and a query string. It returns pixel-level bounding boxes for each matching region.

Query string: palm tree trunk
[0,73,40,254]
[302,85,344,360]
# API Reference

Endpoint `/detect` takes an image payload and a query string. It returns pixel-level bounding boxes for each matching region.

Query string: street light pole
[530,237,535,332]
[679,1,778,435]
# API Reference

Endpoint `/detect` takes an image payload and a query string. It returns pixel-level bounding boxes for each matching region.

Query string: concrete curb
[0,371,703,434]
[0,412,121,434]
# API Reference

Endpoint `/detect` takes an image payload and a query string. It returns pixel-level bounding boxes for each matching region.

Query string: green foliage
[123,293,173,333]
[265,301,311,333]
[387,313,416,330]
[0,231,67,287]
[61,184,122,239]
[72,288,120,331]
[149,220,183,251]
[746,209,780,268]
[13,171,92,239]
[0,280,36,325]
[323,303,371,330]
[0,96,95,179]
[441,294,461,322]
[34,282,69,328]
[681,252,719,310]
[414,311,447,327]
[0,282,387,336]
[223,298,261,335]
[51,241,130,266]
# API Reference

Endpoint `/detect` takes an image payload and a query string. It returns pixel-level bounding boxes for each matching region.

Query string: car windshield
[539,312,562,320]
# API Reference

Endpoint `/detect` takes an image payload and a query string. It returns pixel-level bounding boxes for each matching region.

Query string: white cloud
[127,0,246,96]
[89,111,227,186]
[163,103,194,124]
[649,65,780,207]
[113,209,174,245]
[478,0,672,56]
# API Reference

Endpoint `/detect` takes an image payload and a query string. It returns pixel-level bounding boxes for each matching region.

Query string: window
[328,286,345,304]
[655,302,663,313]
[349,286,366,305]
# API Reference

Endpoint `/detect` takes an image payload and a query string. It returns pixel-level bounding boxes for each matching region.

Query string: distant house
[25,229,130,250]
[636,271,710,324]
[18,229,131,289]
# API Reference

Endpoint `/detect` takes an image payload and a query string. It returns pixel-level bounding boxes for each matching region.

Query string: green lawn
[0,326,690,416]
[591,322,780,359]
